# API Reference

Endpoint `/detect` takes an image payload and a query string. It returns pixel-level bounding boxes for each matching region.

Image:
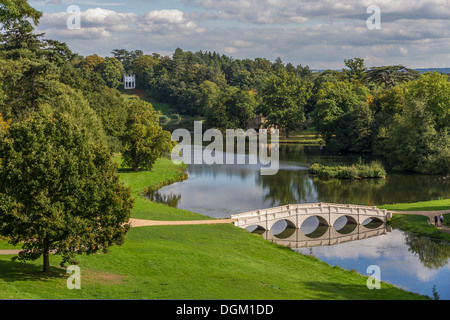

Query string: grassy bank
[0,159,426,300]
[0,157,428,300]
[380,199,450,212]
[0,224,427,299]
[115,156,207,221]
[379,199,450,242]
[278,129,325,145]
[120,88,173,115]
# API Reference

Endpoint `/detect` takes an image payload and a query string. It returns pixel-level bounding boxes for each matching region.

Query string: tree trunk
[43,244,50,273]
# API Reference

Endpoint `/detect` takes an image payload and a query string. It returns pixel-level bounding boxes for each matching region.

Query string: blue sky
[28,0,450,69]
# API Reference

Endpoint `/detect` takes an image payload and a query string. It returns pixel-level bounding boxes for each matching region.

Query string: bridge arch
[334,216,358,234]
[246,225,266,234]
[362,217,384,229]
[271,219,297,239]
[300,216,329,238]
[231,203,388,233]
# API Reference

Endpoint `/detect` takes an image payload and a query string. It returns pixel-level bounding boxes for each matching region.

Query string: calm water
[150,145,450,299]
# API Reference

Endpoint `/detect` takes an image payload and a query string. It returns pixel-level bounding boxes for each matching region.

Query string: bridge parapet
[231,203,388,231]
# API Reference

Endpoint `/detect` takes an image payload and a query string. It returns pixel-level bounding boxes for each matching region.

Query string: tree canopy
[0,113,134,273]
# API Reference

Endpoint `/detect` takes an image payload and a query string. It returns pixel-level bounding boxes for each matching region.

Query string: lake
[150,144,450,299]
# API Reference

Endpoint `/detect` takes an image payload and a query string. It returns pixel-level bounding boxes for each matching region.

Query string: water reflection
[149,143,450,299]
[260,222,388,249]
[152,145,450,218]
[405,233,450,269]
[293,229,450,299]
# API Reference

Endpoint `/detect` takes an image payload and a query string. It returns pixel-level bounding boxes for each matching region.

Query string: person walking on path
[434,215,439,226]
[440,214,445,226]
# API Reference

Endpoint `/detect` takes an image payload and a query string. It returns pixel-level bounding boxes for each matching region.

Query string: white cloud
[33,1,450,68]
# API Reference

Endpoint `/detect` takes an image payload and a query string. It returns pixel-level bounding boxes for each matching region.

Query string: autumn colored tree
[78,54,105,72]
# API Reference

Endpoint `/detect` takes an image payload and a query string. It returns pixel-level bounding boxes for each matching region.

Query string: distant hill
[311,68,450,74]
[414,68,450,74]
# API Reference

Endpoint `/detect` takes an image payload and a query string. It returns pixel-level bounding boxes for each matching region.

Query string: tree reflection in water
[404,233,450,269]
[147,191,182,208]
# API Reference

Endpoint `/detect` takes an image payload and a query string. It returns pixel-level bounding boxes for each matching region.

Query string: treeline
[1,0,448,175]
[84,48,449,175]
[0,5,172,170]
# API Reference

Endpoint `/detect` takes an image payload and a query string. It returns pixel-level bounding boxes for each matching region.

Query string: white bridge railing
[231,203,390,230]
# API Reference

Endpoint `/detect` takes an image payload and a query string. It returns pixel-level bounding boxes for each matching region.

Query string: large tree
[260,69,312,138]
[365,65,420,89]
[0,0,42,32]
[100,57,125,89]
[0,112,134,273]
[121,99,173,171]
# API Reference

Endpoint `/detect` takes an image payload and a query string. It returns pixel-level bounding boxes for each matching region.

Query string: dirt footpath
[390,210,450,234]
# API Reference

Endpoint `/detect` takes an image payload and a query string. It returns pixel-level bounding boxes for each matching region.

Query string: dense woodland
[0,1,449,177]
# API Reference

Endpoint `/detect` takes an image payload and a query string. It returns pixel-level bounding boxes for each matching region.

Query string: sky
[28,0,450,69]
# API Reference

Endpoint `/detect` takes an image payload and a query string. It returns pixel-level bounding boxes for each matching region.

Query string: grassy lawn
[0,224,427,299]
[120,89,173,115]
[379,199,450,242]
[0,156,430,300]
[278,129,325,145]
[379,199,450,212]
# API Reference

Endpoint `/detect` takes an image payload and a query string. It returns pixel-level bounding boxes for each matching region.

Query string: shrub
[308,161,386,180]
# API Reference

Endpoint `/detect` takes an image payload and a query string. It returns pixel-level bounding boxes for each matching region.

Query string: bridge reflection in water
[254,221,389,249]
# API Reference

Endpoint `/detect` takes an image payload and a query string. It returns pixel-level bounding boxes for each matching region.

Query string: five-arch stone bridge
[230,203,390,231]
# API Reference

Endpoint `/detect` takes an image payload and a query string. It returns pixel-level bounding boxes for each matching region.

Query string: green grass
[277,129,325,145]
[119,89,173,115]
[387,214,450,242]
[0,156,430,300]
[115,156,209,221]
[379,199,450,242]
[379,199,450,212]
[0,224,427,299]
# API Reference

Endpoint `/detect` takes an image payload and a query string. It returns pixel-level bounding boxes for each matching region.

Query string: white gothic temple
[123,74,136,89]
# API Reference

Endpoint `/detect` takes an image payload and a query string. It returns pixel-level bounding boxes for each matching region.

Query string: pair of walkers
[434,215,445,226]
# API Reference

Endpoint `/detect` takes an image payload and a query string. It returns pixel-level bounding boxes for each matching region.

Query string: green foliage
[121,99,174,171]
[260,69,313,137]
[343,58,367,82]
[365,65,420,89]
[39,81,106,145]
[78,54,105,72]
[312,79,370,144]
[405,72,450,131]
[111,48,143,73]
[132,54,158,89]
[0,112,134,273]
[99,57,124,89]
[308,161,386,179]
[0,0,42,33]
[385,100,450,174]
[207,86,258,129]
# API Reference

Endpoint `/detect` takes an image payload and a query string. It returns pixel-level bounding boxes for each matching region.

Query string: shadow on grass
[0,259,66,283]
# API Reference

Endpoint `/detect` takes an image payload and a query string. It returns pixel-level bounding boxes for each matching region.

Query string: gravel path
[390,210,450,234]
[1,211,448,255]
[0,218,237,255]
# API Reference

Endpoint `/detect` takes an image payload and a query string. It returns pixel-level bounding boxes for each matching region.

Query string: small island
[308,161,386,179]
